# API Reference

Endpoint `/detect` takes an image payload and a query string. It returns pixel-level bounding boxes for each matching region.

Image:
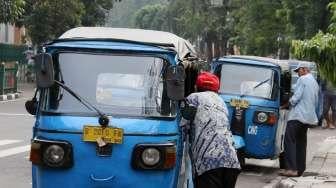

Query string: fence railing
[0,43,32,92]
[0,43,27,64]
[0,62,18,95]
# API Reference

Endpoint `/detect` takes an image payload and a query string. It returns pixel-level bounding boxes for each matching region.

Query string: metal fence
[0,43,28,95]
[0,43,27,64]
[0,62,18,95]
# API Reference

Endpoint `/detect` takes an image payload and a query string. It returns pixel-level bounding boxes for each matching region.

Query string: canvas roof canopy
[59,27,197,59]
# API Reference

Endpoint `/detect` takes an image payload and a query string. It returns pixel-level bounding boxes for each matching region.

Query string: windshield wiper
[240,78,270,98]
[55,80,109,126]
[253,78,270,89]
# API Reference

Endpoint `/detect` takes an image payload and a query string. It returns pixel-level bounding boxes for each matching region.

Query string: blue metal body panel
[213,57,280,70]
[48,41,175,56]
[214,57,281,159]
[233,135,245,149]
[33,116,182,188]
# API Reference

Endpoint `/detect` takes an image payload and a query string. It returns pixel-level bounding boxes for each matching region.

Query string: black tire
[237,148,245,168]
[279,152,286,169]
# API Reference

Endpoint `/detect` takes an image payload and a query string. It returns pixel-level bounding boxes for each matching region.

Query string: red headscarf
[196,72,220,92]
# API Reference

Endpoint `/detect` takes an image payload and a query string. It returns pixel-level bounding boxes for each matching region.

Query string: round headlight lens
[257,112,268,123]
[141,148,161,166]
[43,145,65,166]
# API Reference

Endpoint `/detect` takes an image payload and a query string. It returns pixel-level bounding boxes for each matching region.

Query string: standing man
[280,62,319,177]
[322,80,336,129]
[181,72,241,188]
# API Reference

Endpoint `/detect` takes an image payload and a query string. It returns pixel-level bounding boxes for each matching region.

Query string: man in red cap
[181,72,241,188]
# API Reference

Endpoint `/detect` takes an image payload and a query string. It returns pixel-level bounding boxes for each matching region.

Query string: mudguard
[233,135,245,149]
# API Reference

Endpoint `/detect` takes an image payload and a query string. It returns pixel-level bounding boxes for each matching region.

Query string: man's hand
[280,102,289,109]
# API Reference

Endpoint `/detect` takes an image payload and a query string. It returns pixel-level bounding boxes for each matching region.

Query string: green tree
[329,1,336,33]
[23,0,121,45]
[107,0,167,27]
[278,0,330,40]
[0,0,25,23]
[151,0,235,60]
[81,0,115,26]
[134,4,169,31]
[25,0,84,45]
[232,0,286,57]
[292,1,336,84]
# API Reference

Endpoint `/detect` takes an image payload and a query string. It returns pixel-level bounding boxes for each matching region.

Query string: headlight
[30,138,73,169]
[141,148,160,166]
[43,145,65,167]
[132,143,176,170]
[254,111,277,125]
[257,112,268,123]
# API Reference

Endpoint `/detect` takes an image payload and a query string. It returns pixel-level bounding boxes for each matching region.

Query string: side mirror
[180,100,197,120]
[25,99,37,115]
[35,53,54,88]
[166,65,185,101]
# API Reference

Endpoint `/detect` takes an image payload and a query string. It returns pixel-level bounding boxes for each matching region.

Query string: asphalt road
[0,84,35,188]
[0,83,335,188]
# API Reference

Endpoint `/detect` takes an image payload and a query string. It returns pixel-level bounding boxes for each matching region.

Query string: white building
[0,23,26,45]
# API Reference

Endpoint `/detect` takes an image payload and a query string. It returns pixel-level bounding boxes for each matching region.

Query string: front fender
[233,135,245,149]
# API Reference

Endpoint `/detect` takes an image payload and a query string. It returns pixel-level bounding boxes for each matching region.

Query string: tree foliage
[279,0,330,39]
[292,1,336,84]
[81,0,114,26]
[329,2,336,33]
[21,0,121,45]
[25,0,84,45]
[107,0,167,27]
[0,0,25,23]
[132,0,333,60]
[234,0,285,57]
[134,4,169,31]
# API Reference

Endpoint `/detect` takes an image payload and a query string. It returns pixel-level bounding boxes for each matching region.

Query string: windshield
[218,64,275,99]
[45,52,176,117]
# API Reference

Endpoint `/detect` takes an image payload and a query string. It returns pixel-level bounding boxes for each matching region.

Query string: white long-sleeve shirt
[288,73,319,125]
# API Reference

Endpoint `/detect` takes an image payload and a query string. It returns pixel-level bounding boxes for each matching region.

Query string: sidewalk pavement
[264,136,336,188]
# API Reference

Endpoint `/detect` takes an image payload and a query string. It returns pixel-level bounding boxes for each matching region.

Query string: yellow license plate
[230,98,249,108]
[83,125,123,144]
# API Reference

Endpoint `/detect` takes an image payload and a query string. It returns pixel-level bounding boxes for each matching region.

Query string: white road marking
[0,139,22,146]
[0,112,33,117]
[0,145,31,158]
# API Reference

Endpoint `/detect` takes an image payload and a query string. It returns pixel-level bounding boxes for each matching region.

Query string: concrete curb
[277,176,336,188]
[0,92,21,101]
[263,177,284,188]
[263,137,336,188]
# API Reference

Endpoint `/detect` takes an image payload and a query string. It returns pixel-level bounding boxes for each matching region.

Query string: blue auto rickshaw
[25,27,199,188]
[211,56,290,164]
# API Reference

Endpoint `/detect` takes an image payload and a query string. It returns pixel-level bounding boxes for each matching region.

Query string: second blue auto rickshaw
[211,56,321,165]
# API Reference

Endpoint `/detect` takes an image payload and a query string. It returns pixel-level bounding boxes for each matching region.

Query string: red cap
[196,72,220,92]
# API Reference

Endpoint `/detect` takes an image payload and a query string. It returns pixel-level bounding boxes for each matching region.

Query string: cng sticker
[248,125,258,135]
